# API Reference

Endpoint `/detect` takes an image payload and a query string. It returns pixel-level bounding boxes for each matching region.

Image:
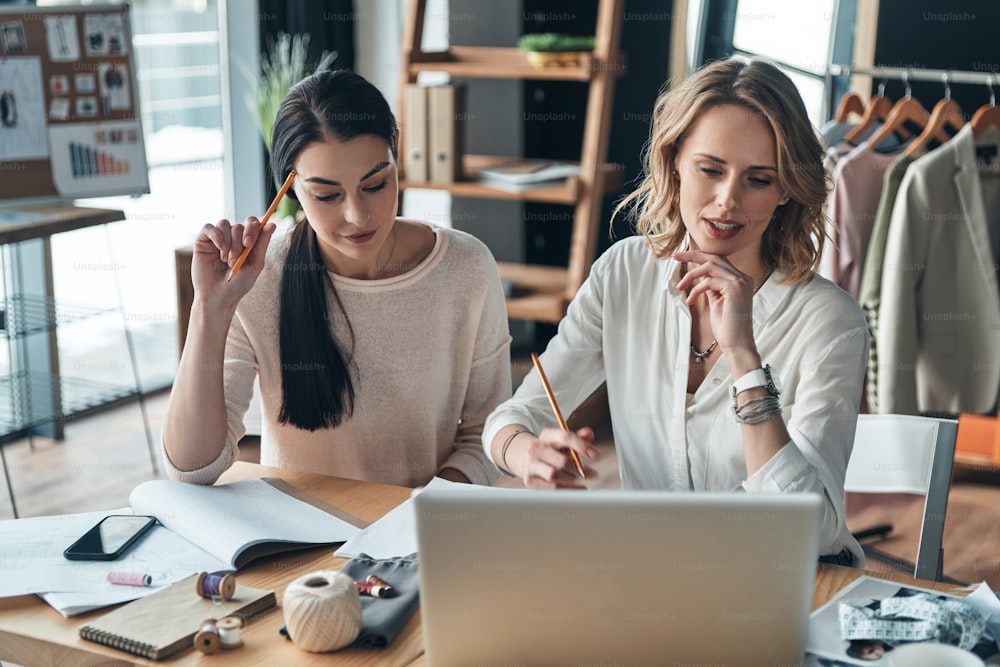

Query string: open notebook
[0,478,362,616]
[417,488,824,667]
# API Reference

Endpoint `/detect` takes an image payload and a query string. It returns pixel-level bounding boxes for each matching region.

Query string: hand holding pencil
[492,353,598,489]
[530,353,587,480]
[190,170,294,302]
[227,170,296,283]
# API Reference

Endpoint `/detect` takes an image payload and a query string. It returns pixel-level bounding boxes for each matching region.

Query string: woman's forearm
[163,300,237,472]
[727,347,790,477]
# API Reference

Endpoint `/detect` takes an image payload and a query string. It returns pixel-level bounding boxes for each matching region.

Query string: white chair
[844,414,959,582]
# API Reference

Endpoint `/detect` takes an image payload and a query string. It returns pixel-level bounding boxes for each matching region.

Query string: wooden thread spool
[216,615,244,649]
[193,618,220,654]
[195,572,236,601]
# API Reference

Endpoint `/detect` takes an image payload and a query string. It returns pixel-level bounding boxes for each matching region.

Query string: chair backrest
[845,414,958,581]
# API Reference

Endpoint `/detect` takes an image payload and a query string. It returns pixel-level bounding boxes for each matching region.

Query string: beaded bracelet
[499,429,531,477]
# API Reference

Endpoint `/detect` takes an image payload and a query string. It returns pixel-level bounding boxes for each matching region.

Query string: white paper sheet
[0,508,229,616]
[0,478,359,616]
[334,477,503,560]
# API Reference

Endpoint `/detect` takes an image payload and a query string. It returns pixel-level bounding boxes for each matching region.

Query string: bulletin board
[0,4,149,202]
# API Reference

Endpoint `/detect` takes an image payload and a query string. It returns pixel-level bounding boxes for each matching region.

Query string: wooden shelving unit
[397,0,625,324]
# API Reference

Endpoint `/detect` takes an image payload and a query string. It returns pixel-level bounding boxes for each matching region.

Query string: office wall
[873,0,999,114]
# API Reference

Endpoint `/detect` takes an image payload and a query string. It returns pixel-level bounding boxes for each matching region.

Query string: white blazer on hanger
[878,124,1000,415]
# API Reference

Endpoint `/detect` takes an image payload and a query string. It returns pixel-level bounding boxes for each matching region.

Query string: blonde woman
[484,57,868,566]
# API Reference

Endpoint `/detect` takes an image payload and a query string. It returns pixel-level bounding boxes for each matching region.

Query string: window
[37,0,224,393]
[692,0,857,127]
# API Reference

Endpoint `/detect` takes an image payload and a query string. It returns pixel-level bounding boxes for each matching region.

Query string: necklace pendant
[690,340,716,365]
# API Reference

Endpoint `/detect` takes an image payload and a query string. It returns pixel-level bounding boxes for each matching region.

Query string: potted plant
[246,32,337,221]
[517,33,595,68]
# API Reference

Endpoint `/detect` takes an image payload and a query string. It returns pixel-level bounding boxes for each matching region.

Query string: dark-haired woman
[163,70,511,487]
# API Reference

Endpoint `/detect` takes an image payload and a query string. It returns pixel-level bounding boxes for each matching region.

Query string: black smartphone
[63,515,157,561]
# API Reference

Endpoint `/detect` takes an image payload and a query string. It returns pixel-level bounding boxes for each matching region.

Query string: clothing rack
[825,64,997,121]
[829,64,998,87]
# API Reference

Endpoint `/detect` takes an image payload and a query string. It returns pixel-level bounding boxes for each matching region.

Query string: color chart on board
[69,142,130,176]
[49,123,146,196]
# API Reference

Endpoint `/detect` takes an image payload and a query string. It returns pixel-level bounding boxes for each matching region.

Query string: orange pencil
[226,170,296,283]
[530,352,586,479]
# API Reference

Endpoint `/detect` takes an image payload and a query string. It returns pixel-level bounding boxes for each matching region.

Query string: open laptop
[415,488,823,667]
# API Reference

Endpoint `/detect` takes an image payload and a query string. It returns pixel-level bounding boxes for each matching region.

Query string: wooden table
[0,463,420,666]
[0,462,976,666]
[0,205,126,246]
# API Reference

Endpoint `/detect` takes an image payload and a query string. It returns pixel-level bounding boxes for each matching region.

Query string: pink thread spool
[107,571,152,587]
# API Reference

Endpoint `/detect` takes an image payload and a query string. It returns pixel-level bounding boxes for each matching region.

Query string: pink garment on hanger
[820,143,901,297]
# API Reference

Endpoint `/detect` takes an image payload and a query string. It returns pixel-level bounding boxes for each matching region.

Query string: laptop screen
[416,488,822,666]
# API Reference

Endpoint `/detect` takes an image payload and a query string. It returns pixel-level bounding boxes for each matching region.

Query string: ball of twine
[282,571,362,652]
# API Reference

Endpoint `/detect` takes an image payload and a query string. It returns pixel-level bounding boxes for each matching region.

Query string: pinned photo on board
[76,96,97,118]
[1,21,27,54]
[49,74,70,96]
[44,15,80,61]
[83,13,126,57]
[49,96,70,121]
[98,62,130,111]
[75,73,96,94]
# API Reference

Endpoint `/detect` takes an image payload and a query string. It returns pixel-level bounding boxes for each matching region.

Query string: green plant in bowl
[517,33,595,67]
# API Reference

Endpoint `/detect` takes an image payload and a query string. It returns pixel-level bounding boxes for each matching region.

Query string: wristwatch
[731,365,779,397]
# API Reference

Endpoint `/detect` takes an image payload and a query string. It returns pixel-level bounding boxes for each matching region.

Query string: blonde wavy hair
[614,57,828,283]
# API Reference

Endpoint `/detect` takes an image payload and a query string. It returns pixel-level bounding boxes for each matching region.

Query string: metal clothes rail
[825,64,997,120]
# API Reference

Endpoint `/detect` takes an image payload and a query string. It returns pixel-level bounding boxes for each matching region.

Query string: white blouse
[485,236,868,562]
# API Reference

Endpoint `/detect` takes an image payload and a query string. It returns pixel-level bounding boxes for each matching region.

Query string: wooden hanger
[971,77,1000,136]
[971,104,1000,135]
[834,91,865,123]
[842,83,893,144]
[903,76,965,158]
[862,73,931,150]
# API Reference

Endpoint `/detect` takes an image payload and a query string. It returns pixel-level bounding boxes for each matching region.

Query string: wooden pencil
[530,352,586,479]
[226,170,296,283]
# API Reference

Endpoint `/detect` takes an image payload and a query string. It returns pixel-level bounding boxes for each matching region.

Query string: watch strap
[731,365,778,397]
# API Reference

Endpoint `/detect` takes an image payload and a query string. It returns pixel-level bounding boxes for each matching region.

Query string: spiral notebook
[78,573,275,660]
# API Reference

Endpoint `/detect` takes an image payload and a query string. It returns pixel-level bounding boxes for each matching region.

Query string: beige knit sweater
[163,222,512,487]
